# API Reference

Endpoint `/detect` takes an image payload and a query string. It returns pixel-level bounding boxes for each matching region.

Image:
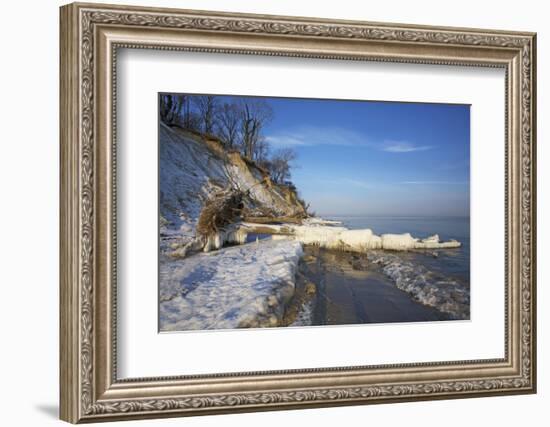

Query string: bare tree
[193,95,219,135]
[180,96,193,129]
[159,94,184,126]
[269,148,297,184]
[254,137,270,165]
[239,99,273,160]
[216,102,241,149]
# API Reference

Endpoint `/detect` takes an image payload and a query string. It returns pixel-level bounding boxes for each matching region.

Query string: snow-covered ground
[159,124,309,331]
[160,239,303,331]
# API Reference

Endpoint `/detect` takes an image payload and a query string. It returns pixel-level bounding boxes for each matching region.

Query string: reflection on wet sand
[284,246,448,327]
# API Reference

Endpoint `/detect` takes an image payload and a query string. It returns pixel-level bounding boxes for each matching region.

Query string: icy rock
[422,234,440,243]
[381,233,418,250]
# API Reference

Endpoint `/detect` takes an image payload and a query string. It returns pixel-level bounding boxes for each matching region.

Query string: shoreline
[160,216,469,331]
[283,246,449,327]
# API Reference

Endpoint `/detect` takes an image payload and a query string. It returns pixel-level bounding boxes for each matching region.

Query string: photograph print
[159,93,470,332]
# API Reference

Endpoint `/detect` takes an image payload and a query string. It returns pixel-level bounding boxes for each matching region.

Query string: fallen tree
[170,188,247,258]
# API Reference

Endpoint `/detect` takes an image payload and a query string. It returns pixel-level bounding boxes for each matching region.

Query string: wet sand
[294,246,447,326]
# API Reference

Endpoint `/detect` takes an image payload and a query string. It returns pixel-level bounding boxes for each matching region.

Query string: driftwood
[170,188,245,259]
[196,188,244,240]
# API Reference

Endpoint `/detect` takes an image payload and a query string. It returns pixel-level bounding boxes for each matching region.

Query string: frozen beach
[159,216,469,331]
[160,239,303,331]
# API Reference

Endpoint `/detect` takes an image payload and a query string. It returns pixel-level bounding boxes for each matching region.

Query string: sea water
[329,216,470,319]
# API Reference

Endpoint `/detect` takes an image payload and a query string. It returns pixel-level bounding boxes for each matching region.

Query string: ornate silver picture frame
[60,2,536,423]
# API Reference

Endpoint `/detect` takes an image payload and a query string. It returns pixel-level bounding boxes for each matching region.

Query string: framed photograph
[60,2,537,423]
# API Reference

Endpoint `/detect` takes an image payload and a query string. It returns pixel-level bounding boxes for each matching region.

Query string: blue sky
[265,97,470,217]
[216,95,470,217]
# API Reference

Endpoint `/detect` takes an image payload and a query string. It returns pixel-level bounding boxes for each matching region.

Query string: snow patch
[160,240,303,331]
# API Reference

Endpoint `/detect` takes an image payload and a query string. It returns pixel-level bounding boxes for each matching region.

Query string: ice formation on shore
[240,222,460,253]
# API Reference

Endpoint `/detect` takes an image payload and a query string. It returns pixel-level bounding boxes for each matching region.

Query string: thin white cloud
[265,126,368,148]
[266,127,433,154]
[381,140,433,153]
[264,135,312,147]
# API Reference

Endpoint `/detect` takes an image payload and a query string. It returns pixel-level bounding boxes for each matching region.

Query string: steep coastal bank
[160,123,308,331]
[160,122,306,255]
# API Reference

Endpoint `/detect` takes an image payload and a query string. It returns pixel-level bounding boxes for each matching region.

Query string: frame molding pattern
[61,3,536,422]
[88,379,531,416]
[79,9,95,415]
